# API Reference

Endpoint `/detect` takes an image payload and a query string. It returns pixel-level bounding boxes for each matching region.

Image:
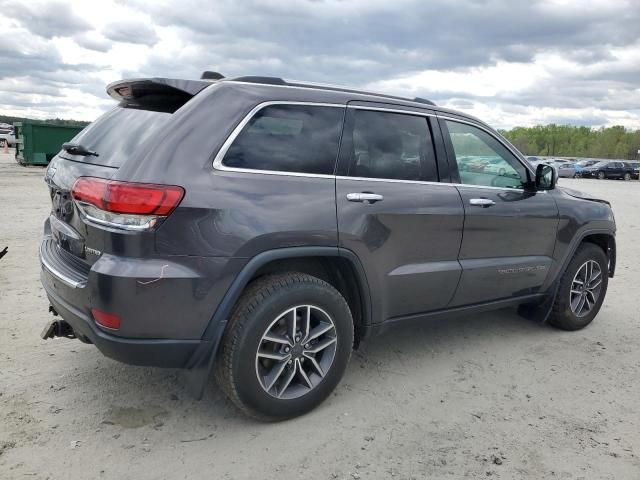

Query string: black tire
[624,173,631,181]
[548,243,608,331]
[598,171,605,180]
[215,272,354,421]
[0,139,5,147]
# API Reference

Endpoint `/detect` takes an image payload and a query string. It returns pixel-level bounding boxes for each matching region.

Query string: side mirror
[535,163,556,190]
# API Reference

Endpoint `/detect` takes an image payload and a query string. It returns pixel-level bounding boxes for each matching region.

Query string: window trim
[213,101,345,178]
[212,100,541,192]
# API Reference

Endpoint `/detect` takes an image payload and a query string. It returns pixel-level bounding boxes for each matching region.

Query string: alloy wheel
[255,305,337,399]
[569,260,603,317]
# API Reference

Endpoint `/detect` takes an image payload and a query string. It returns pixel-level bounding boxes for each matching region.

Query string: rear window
[222,104,344,175]
[62,106,171,168]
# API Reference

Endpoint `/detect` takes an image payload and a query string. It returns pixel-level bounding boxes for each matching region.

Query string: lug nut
[287,359,293,365]
[305,343,311,349]
[284,346,291,353]
[295,336,301,342]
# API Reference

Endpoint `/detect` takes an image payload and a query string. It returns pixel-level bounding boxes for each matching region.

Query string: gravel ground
[1,150,639,479]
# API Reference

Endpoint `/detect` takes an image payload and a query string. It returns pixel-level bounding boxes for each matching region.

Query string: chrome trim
[210,101,544,194]
[213,101,345,174]
[346,105,433,116]
[334,175,536,193]
[346,192,384,202]
[39,243,86,289]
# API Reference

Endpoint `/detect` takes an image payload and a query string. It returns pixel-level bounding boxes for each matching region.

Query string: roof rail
[413,97,436,106]
[227,75,436,107]
[232,76,287,86]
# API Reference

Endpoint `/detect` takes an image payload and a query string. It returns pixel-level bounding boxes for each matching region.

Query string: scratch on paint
[137,264,169,285]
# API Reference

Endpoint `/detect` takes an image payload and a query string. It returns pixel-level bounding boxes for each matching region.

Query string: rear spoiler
[106,77,214,110]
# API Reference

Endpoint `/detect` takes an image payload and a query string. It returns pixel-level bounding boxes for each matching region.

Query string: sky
[1,0,639,130]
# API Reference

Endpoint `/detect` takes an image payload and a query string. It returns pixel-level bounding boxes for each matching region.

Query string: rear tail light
[72,177,184,230]
[91,308,121,330]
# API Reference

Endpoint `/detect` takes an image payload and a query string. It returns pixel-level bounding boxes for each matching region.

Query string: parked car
[39,73,616,420]
[0,127,15,147]
[550,160,577,178]
[581,161,634,180]
[625,161,639,179]
[573,159,598,177]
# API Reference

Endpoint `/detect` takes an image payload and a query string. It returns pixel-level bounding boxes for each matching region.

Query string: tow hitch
[41,320,76,340]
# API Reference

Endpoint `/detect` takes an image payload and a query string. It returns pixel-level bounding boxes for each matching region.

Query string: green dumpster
[14,120,85,166]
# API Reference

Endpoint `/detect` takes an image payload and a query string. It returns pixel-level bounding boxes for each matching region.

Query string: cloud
[0,0,638,128]
[102,18,159,46]
[4,0,91,38]
[74,33,112,52]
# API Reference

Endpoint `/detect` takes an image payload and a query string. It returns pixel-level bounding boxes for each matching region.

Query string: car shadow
[64,306,553,428]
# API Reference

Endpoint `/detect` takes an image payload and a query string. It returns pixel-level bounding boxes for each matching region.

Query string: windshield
[61,106,171,167]
[592,161,608,167]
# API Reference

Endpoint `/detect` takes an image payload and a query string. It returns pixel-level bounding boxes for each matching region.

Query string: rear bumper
[39,235,238,367]
[43,274,201,367]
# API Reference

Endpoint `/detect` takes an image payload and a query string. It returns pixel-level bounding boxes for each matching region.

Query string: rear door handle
[347,193,384,203]
[469,198,495,207]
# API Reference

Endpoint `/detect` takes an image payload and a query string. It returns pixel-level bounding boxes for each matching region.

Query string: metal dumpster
[14,120,85,166]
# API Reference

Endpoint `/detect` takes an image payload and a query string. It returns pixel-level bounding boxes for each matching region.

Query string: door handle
[346,193,384,203]
[469,198,495,207]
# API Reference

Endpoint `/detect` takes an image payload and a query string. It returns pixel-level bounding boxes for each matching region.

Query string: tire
[0,139,5,147]
[548,243,608,331]
[624,173,631,181]
[215,272,354,421]
[597,171,605,180]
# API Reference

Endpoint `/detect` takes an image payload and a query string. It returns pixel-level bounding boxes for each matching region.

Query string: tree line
[498,125,640,160]
[0,115,89,128]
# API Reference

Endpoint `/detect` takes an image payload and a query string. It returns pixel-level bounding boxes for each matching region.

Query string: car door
[335,105,464,323]
[439,117,559,306]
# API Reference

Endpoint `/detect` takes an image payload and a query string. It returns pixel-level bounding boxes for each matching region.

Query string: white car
[0,128,16,147]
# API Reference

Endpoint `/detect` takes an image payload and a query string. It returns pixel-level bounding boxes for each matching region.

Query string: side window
[445,120,528,189]
[222,105,344,175]
[347,110,438,181]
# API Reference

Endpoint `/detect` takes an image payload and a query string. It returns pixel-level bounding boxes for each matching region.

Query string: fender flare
[181,246,372,399]
[521,228,616,323]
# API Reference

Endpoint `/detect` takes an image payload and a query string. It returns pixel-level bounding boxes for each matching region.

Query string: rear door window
[222,104,344,175]
[345,109,438,181]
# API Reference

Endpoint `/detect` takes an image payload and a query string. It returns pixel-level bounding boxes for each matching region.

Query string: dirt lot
[1,150,639,479]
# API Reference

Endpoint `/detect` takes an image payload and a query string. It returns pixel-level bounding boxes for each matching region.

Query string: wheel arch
[182,246,372,399]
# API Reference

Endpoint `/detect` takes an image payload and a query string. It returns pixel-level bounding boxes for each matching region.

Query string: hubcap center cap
[291,344,304,357]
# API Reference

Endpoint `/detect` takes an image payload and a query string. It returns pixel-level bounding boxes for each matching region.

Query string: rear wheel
[598,171,605,179]
[548,243,608,331]
[624,173,631,181]
[0,139,6,147]
[215,272,354,420]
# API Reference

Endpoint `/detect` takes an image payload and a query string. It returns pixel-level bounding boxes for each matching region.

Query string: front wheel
[215,272,354,421]
[548,243,608,331]
[598,171,605,179]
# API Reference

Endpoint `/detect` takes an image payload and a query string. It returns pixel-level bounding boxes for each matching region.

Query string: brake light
[91,308,121,330]
[72,177,184,230]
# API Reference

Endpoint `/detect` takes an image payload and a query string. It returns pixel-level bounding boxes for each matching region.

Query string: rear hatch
[44,77,211,269]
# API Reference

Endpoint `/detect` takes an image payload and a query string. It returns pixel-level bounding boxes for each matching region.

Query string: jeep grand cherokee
[40,73,616,420]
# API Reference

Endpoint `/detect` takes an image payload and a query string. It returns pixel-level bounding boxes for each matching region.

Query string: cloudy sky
[1,0,639,129]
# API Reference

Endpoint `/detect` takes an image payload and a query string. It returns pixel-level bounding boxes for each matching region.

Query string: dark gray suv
[40,73,616,420]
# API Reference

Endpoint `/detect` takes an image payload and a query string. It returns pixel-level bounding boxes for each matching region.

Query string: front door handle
[469,198,495,207]
[347,193,384,203]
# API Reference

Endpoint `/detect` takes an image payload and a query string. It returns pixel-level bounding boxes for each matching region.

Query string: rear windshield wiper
[62,142,99,157]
